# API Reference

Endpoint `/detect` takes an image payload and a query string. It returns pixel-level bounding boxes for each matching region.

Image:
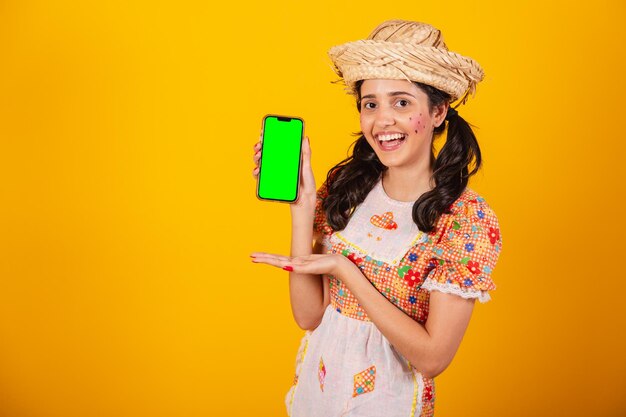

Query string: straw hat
[328,20,485,105]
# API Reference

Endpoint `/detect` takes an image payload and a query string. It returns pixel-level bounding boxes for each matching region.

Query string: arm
[288,220,329,331]
[285,137,329,331]
[336,258,474,379]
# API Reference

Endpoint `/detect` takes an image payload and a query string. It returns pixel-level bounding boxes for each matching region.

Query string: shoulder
[431,187,501,242]
[449,187,499,222]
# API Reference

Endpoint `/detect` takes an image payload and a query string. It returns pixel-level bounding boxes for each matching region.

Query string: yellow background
[1,1,625,416]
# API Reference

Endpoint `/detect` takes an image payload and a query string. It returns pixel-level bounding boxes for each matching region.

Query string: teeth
[377,133,406,142]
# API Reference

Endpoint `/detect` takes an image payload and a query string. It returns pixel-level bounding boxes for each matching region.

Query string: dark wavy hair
[323,79,482,234]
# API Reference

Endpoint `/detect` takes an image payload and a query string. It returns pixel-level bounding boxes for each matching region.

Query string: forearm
[336,260,441,378]
[288,204,325,330]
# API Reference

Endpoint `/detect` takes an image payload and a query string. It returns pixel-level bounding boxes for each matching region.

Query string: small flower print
[467,260,481,274]
[397,265,410,277]
[424,385,433,401]
[489,227,500,244]
[465,243,475,252]
[477,210,485,219]
[409,295,417,304]
[463,278,474,287]
[404,269,420,287]
[348,253,363,265]
[408,253,418,262]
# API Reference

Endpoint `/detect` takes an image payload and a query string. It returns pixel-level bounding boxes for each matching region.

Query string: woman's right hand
[292,136,317,211]
[252,138,262,179]
[252,135,317,211]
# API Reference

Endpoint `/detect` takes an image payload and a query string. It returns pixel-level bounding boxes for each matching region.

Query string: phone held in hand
[256,115,304,203]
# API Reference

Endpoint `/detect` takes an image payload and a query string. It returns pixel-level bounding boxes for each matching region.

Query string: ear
[433,102,449,128]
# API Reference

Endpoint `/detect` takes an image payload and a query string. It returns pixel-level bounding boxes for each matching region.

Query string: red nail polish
[283,266,293,271]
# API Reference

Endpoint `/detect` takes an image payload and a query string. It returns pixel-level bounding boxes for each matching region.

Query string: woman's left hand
[250,252,354,277]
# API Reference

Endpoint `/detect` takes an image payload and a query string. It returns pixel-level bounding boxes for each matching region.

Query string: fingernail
[283,266,293,271]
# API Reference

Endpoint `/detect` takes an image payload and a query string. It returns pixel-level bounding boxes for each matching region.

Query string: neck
[382,164,434,202]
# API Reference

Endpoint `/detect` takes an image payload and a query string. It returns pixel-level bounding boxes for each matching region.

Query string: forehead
[360,79,423,97]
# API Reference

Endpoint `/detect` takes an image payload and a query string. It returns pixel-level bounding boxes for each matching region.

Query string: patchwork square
[352,365,376,397]
[318,357,326,392]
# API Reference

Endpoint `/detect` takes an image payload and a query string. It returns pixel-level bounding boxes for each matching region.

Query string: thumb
[300,137,316,190]
[302,136,311,157]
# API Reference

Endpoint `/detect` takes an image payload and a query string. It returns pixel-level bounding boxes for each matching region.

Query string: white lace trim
[326,231,427,266]
[420,278,491,303]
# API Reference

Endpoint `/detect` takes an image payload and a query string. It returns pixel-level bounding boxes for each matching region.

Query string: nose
[374,105,395,128]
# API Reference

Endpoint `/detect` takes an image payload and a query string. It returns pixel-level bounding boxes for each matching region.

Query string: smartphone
[256,115,304,203]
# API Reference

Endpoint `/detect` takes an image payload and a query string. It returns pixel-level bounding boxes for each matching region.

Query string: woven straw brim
[328,40,485,105]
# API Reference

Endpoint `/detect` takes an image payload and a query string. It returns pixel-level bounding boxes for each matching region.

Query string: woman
[252,19,502,417]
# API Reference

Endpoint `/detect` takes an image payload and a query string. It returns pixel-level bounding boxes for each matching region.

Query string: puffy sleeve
[313,179,334,238]
[421,192,502,303]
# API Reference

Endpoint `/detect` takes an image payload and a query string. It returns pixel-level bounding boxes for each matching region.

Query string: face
[358,79,447,172]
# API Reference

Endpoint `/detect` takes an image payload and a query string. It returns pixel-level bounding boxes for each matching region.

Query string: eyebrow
[361,91,417,100]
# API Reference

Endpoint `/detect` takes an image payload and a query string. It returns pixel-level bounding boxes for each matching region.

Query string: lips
[375,132,407,151]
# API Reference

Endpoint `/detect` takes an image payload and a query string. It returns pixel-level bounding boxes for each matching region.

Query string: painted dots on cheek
[412,115,423,133]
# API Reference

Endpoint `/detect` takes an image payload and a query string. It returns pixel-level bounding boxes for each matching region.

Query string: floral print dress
[285,178,502,417]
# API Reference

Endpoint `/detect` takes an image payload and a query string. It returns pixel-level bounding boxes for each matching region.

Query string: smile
[375,132,407,151]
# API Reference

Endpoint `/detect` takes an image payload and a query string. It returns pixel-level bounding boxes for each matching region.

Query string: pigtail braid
[413,113,482,232]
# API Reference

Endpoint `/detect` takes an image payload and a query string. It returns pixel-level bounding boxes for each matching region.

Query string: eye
[395,99,410,107]
[363,102,376,110]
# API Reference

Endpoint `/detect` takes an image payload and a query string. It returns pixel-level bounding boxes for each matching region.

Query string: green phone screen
[257,116,303,202]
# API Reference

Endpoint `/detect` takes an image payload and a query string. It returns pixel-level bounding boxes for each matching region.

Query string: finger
[253,150,261,164]
[302,135,310,156]
[250,252,291,262]
[300,137,316,191]
[251,254,294,269]
[252,167,259,178]
[251,257,287,268]
[254,141,261,151]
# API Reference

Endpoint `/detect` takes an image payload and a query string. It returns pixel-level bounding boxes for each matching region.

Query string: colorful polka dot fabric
[285,178,502,416]
[353,366,376,397]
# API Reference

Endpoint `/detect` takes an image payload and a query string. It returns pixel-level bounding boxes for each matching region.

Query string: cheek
[409,114,426,134]
[360,113,373,131]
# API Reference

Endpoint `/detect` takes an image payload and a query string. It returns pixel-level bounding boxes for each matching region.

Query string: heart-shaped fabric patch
[370,212,398,230]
